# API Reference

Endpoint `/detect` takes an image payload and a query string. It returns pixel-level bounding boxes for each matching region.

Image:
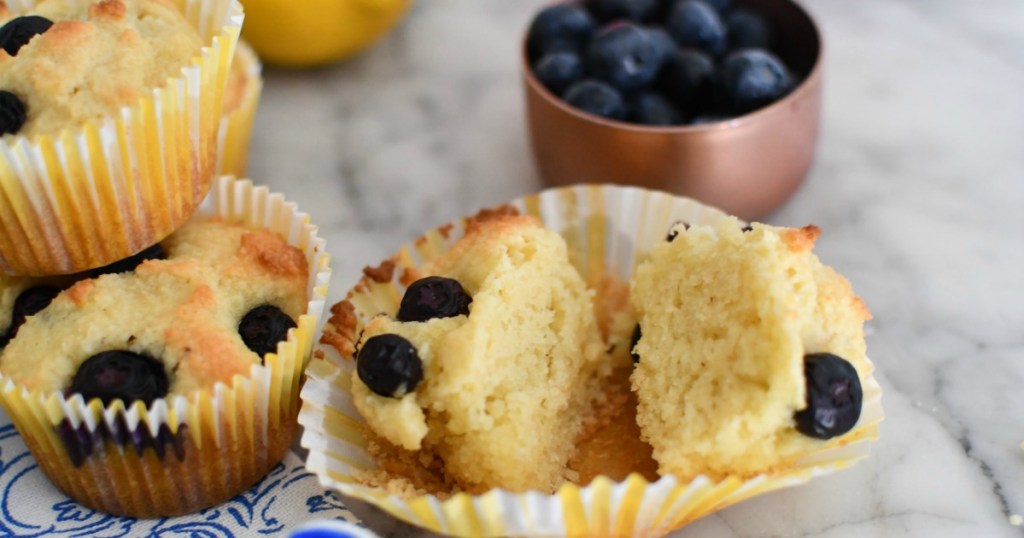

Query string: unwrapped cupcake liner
[0,0,245,276]
[0,175,332,517]
[299,184,883,538]
[216,40,262,178]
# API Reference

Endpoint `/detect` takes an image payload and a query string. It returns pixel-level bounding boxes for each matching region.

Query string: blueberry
[721,48,793,114]
[628,92,683,125]
[397,276,472,322]
[660,48,716,115]
[533,51,585,96]
[527,4,597,59]
[70,351,169,407]
[11,286,59,322]
[238,305,297,359]
[356,334,423,398]
[703,0,731,11]
[590,0,660,23]
[726,9,771,50]
[794,353,863,440]
[666,221,689,241]
[647,27,678,60]
[89,244,166,278]
[0,16,53,56]
[689,113,729,125]
[564,79,627,120]
[0,90,26,135]
[630,324,641,363]
[666,0,727,57]
[587,23,667,92]
[0,286,60,347]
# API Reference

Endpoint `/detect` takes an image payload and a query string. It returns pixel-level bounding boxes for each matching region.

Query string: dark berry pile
[527,0,795,126]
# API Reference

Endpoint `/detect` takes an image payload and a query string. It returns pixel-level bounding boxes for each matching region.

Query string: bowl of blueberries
[522,0,822,220]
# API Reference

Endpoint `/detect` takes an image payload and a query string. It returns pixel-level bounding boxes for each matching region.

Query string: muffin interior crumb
[351,268,657,497]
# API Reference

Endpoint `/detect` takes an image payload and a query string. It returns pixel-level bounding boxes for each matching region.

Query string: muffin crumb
[321,299,358,358]
[783,224,821,252]
[363,260,396,283]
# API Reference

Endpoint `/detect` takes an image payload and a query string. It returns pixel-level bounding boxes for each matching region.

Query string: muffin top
[629,218,871,481]
[0,217,308,403]
[0,0,203,138]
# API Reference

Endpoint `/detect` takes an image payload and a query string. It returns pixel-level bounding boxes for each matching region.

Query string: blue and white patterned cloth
[0,409,363,537]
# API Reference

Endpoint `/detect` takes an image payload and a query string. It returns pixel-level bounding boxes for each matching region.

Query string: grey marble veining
[247,1,1024,536]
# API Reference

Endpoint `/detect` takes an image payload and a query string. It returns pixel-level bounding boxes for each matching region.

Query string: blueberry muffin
[630,219,871,481]
[0,0,203,137]
[342,209,612,493]
[0,215,310,517]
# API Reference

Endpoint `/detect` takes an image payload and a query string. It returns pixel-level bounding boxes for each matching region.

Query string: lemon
[240,0,412,68]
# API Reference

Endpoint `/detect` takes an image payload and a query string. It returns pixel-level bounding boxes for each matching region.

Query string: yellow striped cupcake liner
[216,40,262,178]
[0,175,332,517]
[299,184,883,537]
[0,0,245,276]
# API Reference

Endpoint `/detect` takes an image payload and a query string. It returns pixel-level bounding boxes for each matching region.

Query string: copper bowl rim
[520,0,823,134]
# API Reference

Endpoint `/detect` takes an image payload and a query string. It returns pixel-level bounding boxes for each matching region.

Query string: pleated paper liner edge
[216,40,262,178]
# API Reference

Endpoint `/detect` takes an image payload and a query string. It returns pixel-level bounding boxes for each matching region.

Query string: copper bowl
[522,0,823,220]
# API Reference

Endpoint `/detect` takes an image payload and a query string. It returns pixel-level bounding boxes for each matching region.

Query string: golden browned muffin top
[0,217,308,402]
[0,0,202,138]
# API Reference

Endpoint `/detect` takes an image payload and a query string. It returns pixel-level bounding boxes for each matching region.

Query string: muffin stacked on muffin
[0,0,324,519]
[630,218,872,481]
[0,0,243,276]
[348,210,611,493]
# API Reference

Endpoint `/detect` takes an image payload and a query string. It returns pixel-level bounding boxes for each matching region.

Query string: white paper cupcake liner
[0,175,332,517]
[0,0,245,276]
[216,40,262,178]
[299,184,883,537]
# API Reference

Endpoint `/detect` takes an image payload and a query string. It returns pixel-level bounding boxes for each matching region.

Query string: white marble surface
[246,1,1024,536]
